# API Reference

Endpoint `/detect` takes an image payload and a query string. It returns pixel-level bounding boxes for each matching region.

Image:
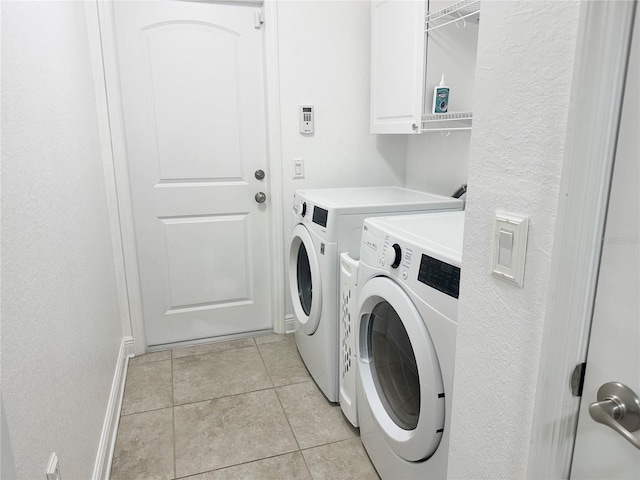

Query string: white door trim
[93,0,285,351]
[527,1,637,478]
[85,1,132,338]
[262,0,286,333]
[94,0,148,355]
[84,0,146,354]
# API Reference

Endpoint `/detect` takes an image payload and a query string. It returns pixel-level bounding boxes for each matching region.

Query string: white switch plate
[46,453,60,480]
[293,158,304,179]
[491,211,529,287]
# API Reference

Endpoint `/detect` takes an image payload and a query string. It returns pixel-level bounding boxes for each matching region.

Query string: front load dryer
[288,187,463,403]
[356,211,465,479]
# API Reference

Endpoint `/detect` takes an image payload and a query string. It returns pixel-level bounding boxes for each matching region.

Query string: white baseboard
[284,314,296,334]
[92,336,134,480]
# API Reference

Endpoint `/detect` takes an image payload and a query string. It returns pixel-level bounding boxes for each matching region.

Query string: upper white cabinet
[370,0,427,134]
[370,0,480,134]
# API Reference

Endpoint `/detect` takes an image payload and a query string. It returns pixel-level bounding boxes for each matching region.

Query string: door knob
[588,382,640,450]
[255,169,265,180]
[255,192,267,203]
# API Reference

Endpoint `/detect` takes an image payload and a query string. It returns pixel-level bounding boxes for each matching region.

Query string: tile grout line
[171,450,304,480]
[255,337,277,390]
[299,436,362,452]
[128,356,170,366]
[256,341,303,453]
[172,342,259,362]
[120,404,174,418]
[299,442,316,480]
[161,379,316,414]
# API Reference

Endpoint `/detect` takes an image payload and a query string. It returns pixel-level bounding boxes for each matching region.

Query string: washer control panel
[418,254,461,298]
[380,236,414,276]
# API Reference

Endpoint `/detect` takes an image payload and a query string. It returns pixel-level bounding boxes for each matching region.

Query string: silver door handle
[588,382,640,450]
[255,192,266,203]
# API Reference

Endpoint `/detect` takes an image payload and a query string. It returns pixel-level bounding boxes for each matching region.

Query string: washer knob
[301,202,307,217]
[384,243,402,269]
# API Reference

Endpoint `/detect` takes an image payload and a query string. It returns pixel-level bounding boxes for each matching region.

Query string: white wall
[1,2,123,478]
[404,131,471,196]
[277,1,407,317]
[447,1,581,478]
[404,0,478,197]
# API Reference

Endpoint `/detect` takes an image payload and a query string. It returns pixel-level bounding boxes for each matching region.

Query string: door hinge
[571,362,587,397]
[254,12,264,29]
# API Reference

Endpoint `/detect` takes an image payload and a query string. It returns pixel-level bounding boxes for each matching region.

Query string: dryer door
[357,276,445,462]
[289,224,322,335]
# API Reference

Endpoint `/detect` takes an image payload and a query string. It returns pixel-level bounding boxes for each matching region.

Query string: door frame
[90,0,285,355]
[527,1,637,478]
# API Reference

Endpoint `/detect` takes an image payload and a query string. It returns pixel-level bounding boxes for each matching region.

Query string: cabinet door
[370,0,426,134]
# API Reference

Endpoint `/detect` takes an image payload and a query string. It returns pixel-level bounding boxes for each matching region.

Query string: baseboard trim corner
[284,314,296,334]
[92,336,133,480]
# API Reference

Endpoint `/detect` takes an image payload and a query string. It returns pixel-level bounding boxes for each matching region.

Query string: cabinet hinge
[254,12,264,29]
[571,362,587,397]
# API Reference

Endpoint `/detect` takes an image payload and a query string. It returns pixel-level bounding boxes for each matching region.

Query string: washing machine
[356,211,465,479]
[288,187,463,403]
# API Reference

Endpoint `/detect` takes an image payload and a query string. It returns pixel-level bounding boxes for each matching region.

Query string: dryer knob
[385,243,402,269]
[301,202,307,217]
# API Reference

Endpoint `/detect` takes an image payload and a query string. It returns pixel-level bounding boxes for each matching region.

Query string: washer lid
[357,276,446,462]
[295,187,462,215]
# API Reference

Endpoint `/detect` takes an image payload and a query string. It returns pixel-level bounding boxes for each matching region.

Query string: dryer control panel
[418,254,461,299]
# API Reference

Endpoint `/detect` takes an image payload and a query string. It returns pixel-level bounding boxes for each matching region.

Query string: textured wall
[277,1,407,317]
[447,1,581,478]
[1,2,122,478]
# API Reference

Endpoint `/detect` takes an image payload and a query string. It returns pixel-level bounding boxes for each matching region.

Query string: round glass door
[357,277,445,462]
[370,301,421,431]
[288,224,322,335]
[297,242,313,315]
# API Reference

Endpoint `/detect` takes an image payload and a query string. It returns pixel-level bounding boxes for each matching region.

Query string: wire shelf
[425,0,480,33]
[421,111,473,132]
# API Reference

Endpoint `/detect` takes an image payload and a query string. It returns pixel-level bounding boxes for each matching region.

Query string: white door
[570,6,639,478]
[113,1,272,346]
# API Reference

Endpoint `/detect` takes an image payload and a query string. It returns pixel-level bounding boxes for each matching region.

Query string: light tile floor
[111,333,380,480]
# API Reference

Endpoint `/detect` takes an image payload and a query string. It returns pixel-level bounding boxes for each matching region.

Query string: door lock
[255,169,265,180]
[589,382,640,450]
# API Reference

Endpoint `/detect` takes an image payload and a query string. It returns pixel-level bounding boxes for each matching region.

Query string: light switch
[491,212,529,287]
[293,158,304,179]
[498,229,513,267]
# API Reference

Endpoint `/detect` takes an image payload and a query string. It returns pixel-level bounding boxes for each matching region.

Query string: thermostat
[299,105,314,134]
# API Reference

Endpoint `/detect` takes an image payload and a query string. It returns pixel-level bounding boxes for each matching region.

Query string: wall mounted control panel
[299,105,314,134]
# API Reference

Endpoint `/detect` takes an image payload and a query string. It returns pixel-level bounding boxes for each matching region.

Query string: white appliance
[339,252,359,426]
[288,187,463,403]
[356,211,465,479]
